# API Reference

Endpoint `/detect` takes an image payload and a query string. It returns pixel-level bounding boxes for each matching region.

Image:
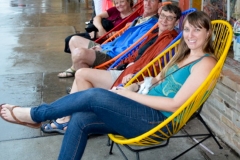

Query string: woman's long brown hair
[160,11,214,78]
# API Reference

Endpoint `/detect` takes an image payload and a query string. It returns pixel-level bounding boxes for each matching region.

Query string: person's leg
[58,112,116,160]
[64,33,92,54]
[71,68,113,92]
[71,48,96,69]
[69,36,91,52]
[64,34,73,53]
[1,88,167,137]
[45,68,114,132]
[1,104,35,124]
[58,47,96,78]
[59,35,100,78]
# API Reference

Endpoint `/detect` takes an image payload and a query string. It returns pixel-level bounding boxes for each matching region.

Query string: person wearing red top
[63,0,135,54]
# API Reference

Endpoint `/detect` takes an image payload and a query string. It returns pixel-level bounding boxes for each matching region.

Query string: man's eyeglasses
[159,13,176,21]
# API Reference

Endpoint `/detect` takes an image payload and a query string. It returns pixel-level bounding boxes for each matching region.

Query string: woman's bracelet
[135,83,140,92]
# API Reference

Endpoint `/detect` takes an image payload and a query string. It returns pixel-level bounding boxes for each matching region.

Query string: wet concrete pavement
[0,0,239,160]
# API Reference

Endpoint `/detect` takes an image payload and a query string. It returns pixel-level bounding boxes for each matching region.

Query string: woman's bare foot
[0,104,41,128]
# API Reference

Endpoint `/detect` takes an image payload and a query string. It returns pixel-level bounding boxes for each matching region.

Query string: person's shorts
[88,40,99,49]
[92,51,112,67]
[109,70,123,83]
[88,40,112,67]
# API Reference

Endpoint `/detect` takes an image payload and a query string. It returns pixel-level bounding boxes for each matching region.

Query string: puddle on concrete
[10,0,27,7]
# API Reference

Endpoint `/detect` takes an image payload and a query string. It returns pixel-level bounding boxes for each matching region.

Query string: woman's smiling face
[183,20,209,52]
[114,0,131,13]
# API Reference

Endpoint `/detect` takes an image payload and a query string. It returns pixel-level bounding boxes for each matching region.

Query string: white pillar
[227,0,230,21]
[94,0,103,15]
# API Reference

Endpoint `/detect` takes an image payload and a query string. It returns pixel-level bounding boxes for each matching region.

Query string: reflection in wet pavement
[0,0,91,121]
[10,0,27,7]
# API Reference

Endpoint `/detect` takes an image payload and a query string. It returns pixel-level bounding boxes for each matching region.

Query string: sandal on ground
[0,104,41,129]
[58,67,76,78]
[41,120,68,134]
[66,87,72,94]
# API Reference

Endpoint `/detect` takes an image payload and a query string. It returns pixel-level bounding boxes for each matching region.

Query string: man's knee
[69,35,77,44]
[72,48,86,61]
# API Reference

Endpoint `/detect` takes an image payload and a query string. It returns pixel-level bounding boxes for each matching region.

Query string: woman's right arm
[122,72,161,86]
[93,11,109,36]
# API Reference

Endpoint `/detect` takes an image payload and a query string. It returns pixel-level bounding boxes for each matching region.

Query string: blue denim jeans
[30,88,168,160]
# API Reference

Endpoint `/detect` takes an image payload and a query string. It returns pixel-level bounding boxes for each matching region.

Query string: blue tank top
[147,54,210,117]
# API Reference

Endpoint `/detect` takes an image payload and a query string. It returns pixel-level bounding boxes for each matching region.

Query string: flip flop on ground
[0,104,41,129]
[58,67,76,78]
[41,120,68,134]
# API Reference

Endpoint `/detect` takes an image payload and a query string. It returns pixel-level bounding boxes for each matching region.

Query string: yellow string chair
[107,20,233,160]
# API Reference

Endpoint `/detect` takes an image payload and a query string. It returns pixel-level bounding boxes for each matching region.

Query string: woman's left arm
[93,11,109,36]
[112,57,216,112]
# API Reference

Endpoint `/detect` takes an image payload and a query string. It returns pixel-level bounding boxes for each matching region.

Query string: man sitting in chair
[42,4,182,134]
[58,0,162,78]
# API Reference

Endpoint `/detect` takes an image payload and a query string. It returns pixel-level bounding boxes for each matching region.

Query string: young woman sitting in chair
[0,11,216,160]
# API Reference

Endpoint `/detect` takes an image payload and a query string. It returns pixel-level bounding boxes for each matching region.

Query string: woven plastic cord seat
[108,20,233,160]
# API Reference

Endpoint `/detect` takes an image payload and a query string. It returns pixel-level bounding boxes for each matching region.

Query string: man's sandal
[58,67,76,78]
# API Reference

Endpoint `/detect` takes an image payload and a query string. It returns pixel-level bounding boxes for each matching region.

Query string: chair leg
[197,114,223,149]
[171,113,223,159]
[136,152,140,160]
[109,141,114,155]
[107,137,111,146]
[116,144,128,160]
[110,143,141,160]
[172,135,211,160]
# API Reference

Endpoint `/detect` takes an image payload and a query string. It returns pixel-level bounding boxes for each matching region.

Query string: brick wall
[201,57,240,155]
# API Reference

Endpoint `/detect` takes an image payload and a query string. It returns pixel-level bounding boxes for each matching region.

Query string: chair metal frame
[107,20,233,160]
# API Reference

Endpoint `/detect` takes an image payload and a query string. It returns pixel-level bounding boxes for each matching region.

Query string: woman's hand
[126,83,140,92]
[89,31,96,39]
[92,11,109,36]
[97,28,107,37]
[122,74,134,85]
[106,31,117,38]
[110,87,134,97]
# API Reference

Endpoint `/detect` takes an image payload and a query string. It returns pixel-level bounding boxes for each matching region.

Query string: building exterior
[164,0,240,155]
